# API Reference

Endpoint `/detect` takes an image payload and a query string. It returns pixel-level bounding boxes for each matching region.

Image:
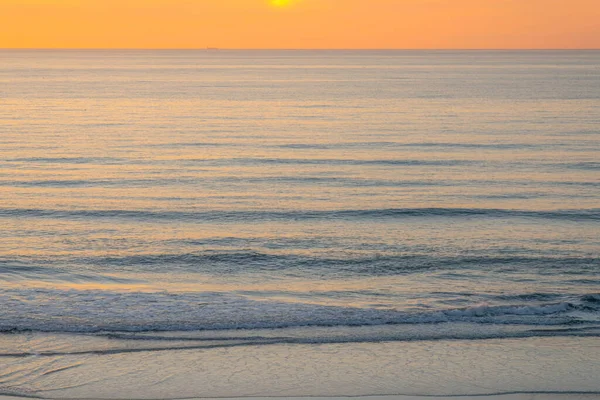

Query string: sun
[270,0,292,7]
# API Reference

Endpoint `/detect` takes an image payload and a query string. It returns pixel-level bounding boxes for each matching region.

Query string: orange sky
[1,0,599,49]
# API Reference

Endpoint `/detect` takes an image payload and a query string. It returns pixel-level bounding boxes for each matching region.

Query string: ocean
[0,50,599,399]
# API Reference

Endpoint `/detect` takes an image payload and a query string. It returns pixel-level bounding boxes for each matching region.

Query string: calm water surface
[0,50,599,397]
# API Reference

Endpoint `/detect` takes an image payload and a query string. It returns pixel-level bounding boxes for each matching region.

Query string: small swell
[72,252,599,275]
[7,156,125,165]
[181,157,477,167]
[0,207,598,222]
[0,261,145,285]
[582,294,600,303]
[559,162,600,170]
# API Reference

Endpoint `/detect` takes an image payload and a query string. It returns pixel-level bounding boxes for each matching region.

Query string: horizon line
[1,48,600,51]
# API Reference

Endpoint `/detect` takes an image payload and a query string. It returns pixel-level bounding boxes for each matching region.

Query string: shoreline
[2,394,600,400]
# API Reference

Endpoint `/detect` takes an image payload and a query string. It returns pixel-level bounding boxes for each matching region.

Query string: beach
[1,335,599,399]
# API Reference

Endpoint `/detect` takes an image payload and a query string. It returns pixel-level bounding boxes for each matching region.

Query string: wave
[272,142,547,150]
[3,328,600,358]
[4,252,593,277]
[3,251,598,281]
[226,157,477,166]
[0,178,186,188]
[560,161,600,170]
[6,156,477,167]
[73,252,599,275]
[6,156,126,165]
[3,252,596,290]
[0,262,143,284]
[2,176,598,190]
[0,289,598,334]
[1,207,598,222]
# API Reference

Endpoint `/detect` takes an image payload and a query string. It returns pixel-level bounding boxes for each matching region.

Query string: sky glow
[1,0,599,49]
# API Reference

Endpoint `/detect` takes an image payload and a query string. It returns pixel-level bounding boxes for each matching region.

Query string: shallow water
[0,50,599,398]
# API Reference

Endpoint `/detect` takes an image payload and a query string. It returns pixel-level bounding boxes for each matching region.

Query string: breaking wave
[1,289,598,334]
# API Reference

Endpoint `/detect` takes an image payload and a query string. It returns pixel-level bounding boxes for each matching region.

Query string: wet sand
[2,395,600,400]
